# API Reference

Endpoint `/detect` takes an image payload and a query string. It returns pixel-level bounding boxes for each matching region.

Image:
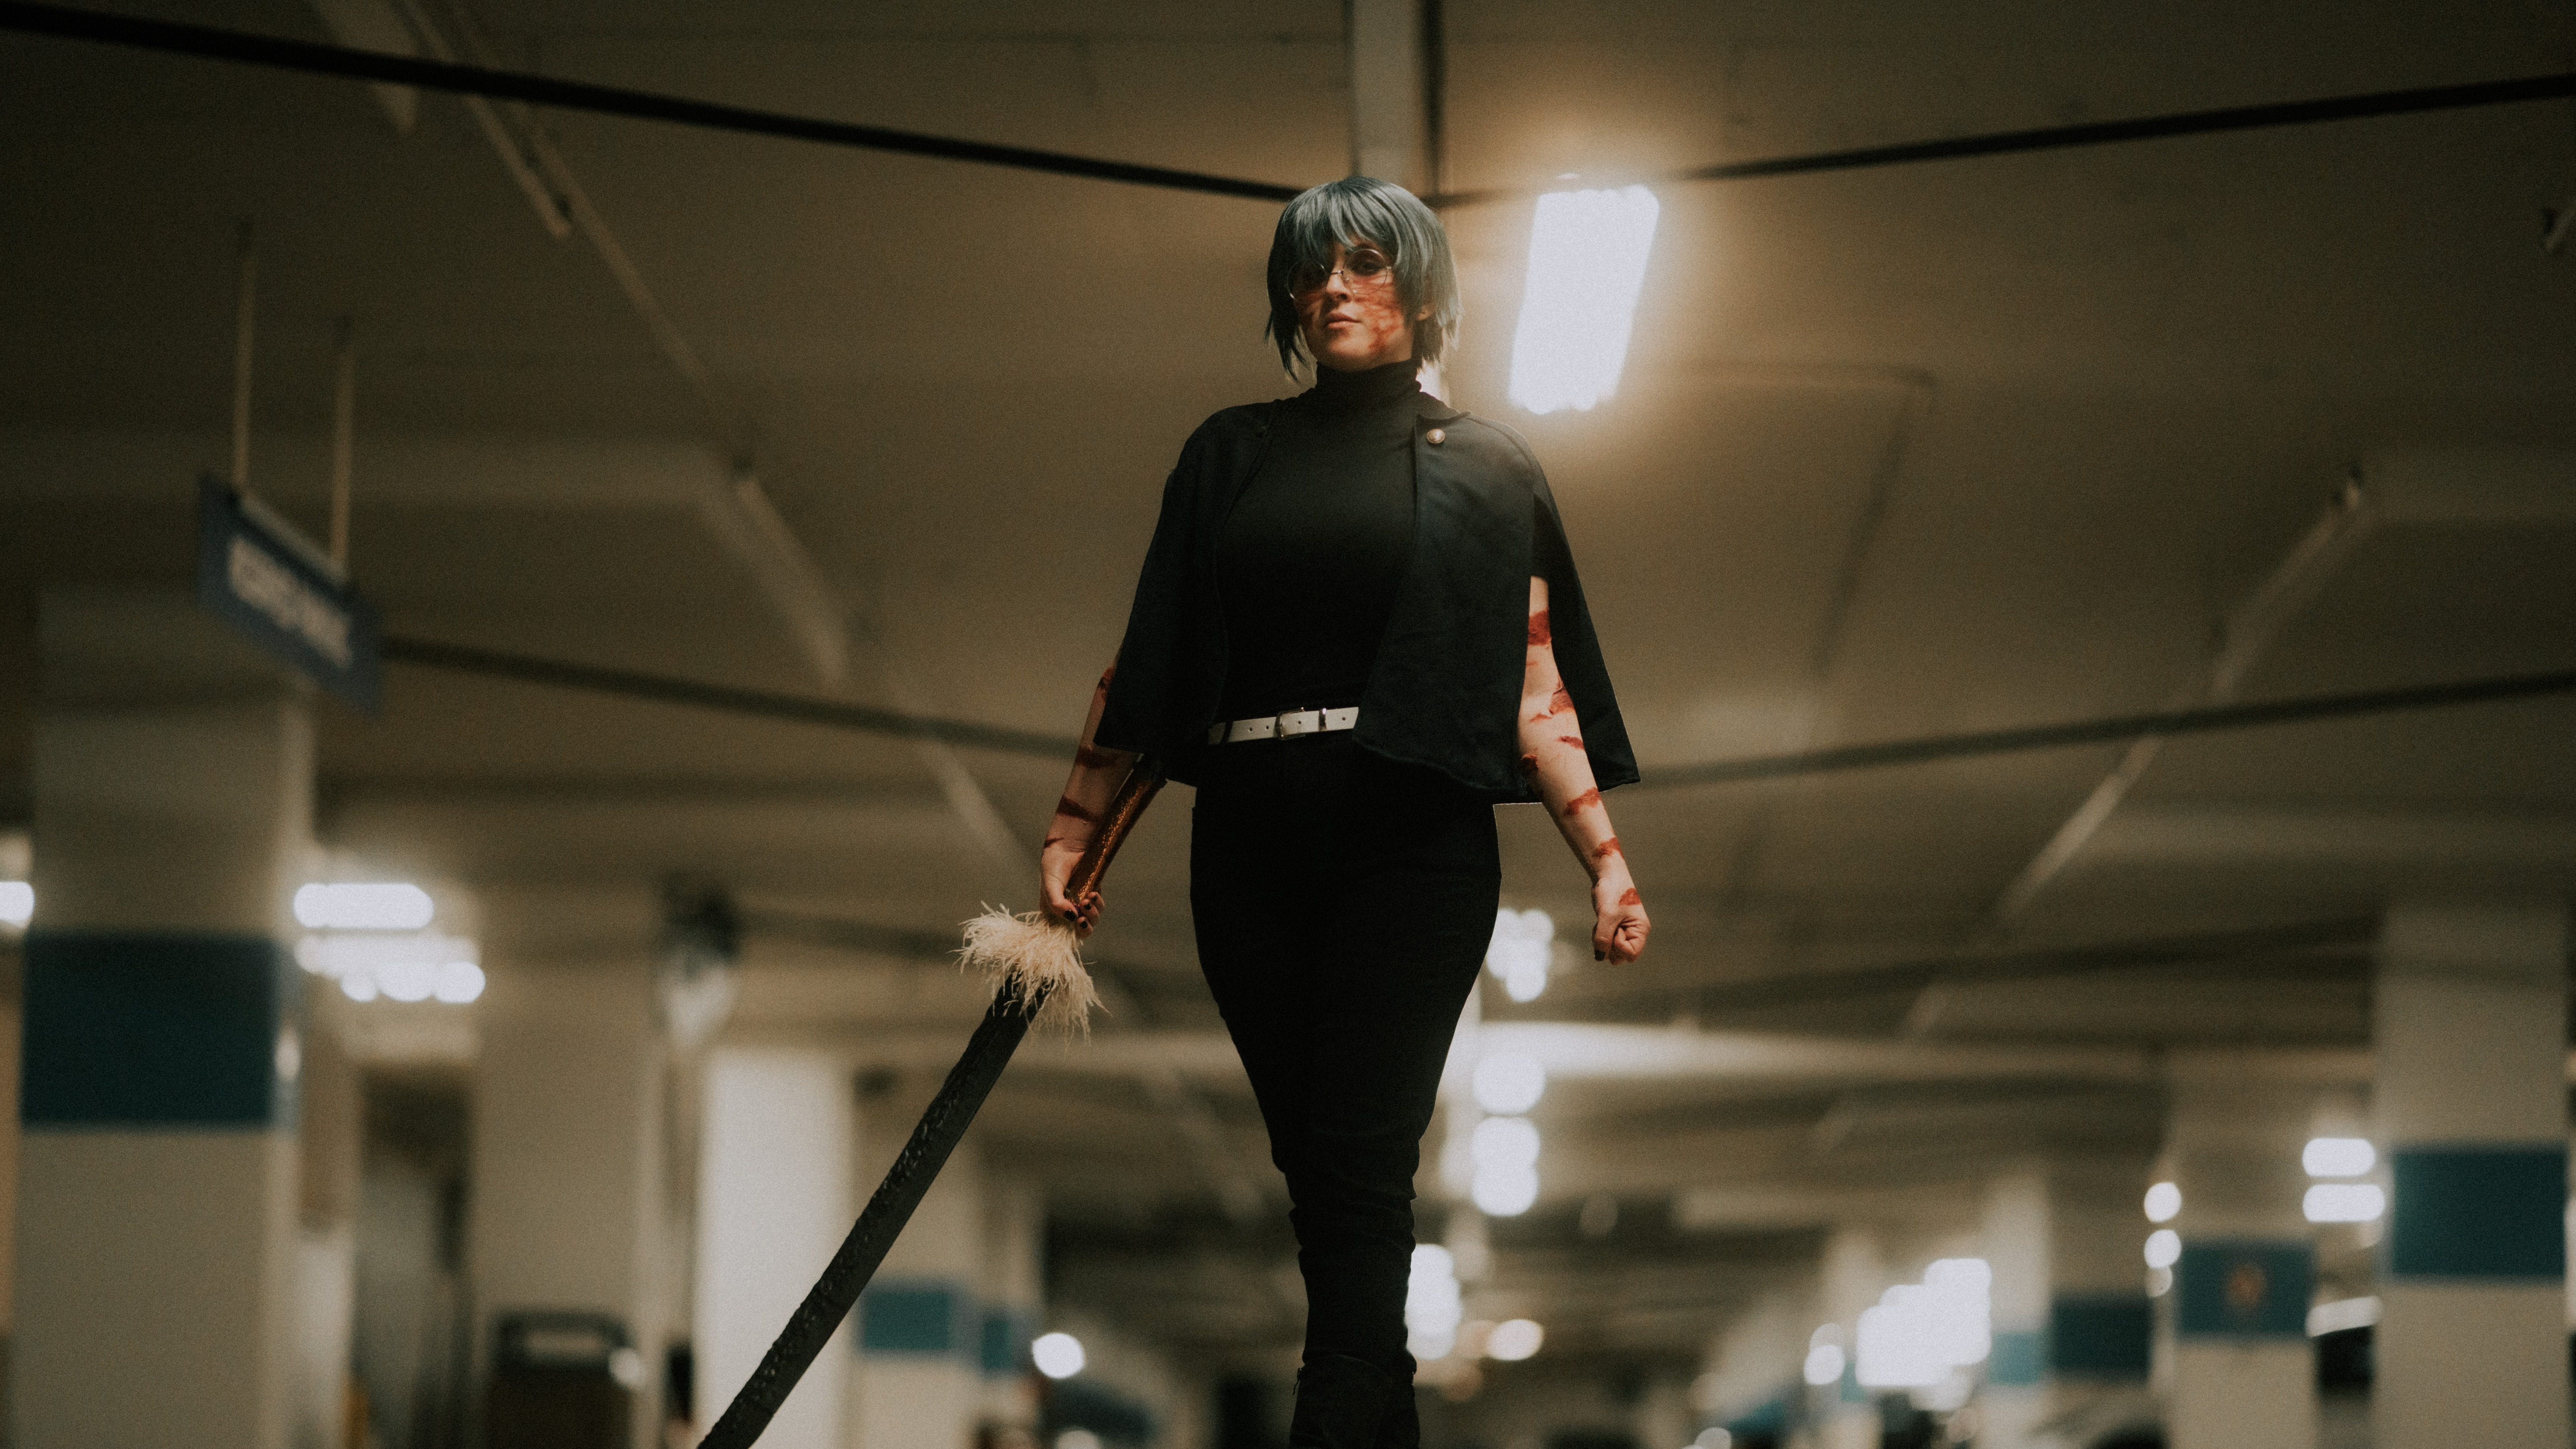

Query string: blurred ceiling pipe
[16,2,2573,208]
[304,0,420,134]
[1986,477,2379,931]
[1986,449,2576,931]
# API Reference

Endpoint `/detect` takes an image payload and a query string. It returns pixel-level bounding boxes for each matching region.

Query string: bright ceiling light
[2303,1137,2376,1178]
[1407,1245,1463,1361]
[1031,1331,1085,1380]
[1485,1319,1544,1362]
[294,882,434,931]
[1801,1343,1845,1387]
[0,881,30,929]
[2143,1230,2181,1269]
[2142,1181,2181,1223]
[1471,1161,1540,1217]
[1507,184,1660,415]
[435,961,487,1004]
[1472,1053,1546,1115]
[2303,1184,2386,1224]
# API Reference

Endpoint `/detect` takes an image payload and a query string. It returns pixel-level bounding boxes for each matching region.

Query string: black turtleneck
[1216,359,1422,718]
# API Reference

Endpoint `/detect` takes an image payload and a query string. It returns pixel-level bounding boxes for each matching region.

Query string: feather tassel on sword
[697,759,1165,1449]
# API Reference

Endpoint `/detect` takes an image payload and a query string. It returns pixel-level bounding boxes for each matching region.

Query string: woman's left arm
[1518,575,1650,963]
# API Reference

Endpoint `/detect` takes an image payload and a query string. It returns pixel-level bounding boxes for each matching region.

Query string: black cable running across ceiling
[4,0,2571,206]
[383,634,2576,784]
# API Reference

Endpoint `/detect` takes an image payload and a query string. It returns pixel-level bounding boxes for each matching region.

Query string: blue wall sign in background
[195,475,381,714]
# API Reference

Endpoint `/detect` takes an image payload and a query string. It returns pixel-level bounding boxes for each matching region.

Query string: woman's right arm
[1039,661,1138,935]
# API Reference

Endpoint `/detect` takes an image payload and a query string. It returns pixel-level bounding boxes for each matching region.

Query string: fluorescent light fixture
[2307,1295,2381,1337]
[2142,1181,2181,1223]
[294,882,434,931]
[2143,1230,2181,1269]
[1470,1116,1541,1171]
[2303,1183,2386,1223]
[1485,1319,1544,1362]
[1031,1331,1085,1380]
[1507,184,1660,415]
[0,881,30,928]
[300,931,480,1006]
[1471,1161,1540,1217]
[2303,1137,2376,1178]
[1801,1343,1845,1387]
[1472,1052,1546,1115]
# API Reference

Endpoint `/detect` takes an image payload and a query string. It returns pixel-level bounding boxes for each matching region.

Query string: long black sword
[699,762,1166,1449]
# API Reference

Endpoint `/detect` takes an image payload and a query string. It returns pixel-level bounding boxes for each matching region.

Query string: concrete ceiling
[5,0,2576,1381]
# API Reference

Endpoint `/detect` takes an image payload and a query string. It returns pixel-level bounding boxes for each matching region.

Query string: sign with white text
[195,475,382,714]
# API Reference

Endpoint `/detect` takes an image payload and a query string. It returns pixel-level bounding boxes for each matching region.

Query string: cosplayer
[1040,176,1649,1449]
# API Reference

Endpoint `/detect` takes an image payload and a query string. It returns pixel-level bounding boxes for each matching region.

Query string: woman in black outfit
[1039,177,1649,1449]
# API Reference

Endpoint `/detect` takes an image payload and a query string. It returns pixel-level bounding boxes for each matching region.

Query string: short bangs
[1264,175,1462,374]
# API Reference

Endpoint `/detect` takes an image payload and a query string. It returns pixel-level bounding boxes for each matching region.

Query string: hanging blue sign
[194,475,382,715]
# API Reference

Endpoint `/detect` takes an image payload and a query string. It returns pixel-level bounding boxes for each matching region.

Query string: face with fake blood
[1294,239,1431,372]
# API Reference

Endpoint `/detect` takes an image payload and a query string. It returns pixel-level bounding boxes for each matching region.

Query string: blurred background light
[0,881,31,929]
[2144,1229,2181,1269]
[1472,1160,1540,1217]
[1486,908,1555,1002]
[2147,1266,2173,1298]
[2142,1180,2181,1223]
[1507,185,1660,415]
[1470,1115,1541,1172]
[294,882,434,930]
[2303,1183,2386,1223]
[1031,1331,1085,1380]
[2307,1295,2382,1336]
[1801,1341,1845,1386]
[1485,1319,1544,1362]
[2303,1137,2376,1177]
[1853,1259,1990,1389]
[300,931,481,1006]
[1407,1244,1463,1360]
[1472,1052,1545,1115]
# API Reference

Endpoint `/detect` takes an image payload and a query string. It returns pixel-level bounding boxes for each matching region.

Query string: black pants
[1190,732,1501,1371]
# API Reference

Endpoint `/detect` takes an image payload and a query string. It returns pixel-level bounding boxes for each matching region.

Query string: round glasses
[1288,248,1394,299]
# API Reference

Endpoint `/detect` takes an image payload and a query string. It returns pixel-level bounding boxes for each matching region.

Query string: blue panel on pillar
[1722,1396,1788,1435]
[980,1306,1034,1376]
[859,1281,968,1355]
[2049,1294,2152,1378]
[1986,1329,2047,1385]
[2389,1146,2568,1280]
[2175,1241,2310,1339]
[22,932,298,1129]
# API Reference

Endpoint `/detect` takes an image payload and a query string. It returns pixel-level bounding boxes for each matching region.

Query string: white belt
[1208,706,1360,745]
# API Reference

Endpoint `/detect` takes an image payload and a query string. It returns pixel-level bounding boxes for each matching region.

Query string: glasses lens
[1345,250,1391,280]
[1289,263,1329,297]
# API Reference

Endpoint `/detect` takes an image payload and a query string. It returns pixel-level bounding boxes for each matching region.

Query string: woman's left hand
[1591,873,1649,964]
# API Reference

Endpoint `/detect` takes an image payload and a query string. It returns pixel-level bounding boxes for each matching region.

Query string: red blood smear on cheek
[1528,610,1553,647]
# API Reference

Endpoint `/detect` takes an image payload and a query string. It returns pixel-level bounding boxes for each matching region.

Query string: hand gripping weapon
[700,759,1168,1449]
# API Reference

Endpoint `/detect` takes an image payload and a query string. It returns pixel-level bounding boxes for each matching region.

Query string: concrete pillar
[2160,1061,2316,1449]
[1974,1166,2154,1449]
[976,1175,1043,1433]
[849,1073,985,1449]
[694,1047,853,1449]
[2373,901,2570,1449]
[294,1015,364,1448]
[14,592,313,1448]
[1810,1227,1885,1449]
[469,964,669,1449]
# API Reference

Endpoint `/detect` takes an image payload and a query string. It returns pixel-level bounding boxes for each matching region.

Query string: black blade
[700,987,1043,1448]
